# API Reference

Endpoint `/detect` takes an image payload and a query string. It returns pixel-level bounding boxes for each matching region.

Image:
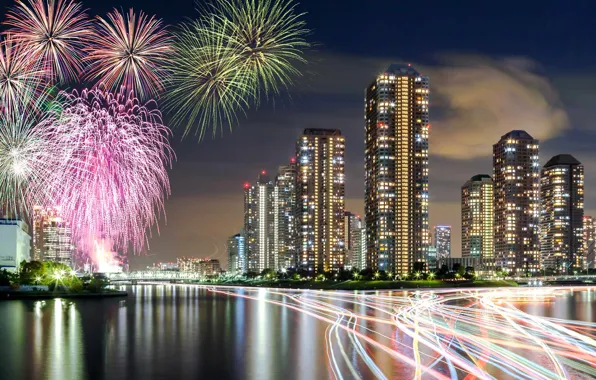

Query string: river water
[0,285,594,380]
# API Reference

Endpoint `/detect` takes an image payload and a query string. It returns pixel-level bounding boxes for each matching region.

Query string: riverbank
[0,289,128,300]
[189,279,519,290]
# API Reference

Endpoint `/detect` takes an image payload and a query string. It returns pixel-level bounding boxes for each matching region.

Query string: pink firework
[85,9,172,99]
[0,34,45,115]
[37,87,174,256]
[4,0,91,83]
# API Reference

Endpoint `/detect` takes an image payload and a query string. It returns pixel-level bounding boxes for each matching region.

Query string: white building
[0,219,31,271]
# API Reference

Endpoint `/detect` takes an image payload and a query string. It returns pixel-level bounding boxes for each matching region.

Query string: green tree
[0,269,16,286]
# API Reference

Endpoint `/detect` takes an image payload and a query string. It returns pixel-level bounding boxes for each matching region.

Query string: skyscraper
[434,226,451,260]
[296,129,345,274]
[461,175,494,260]
[274,160,298,270]
[493,130,540,274]
[365,64,429,274]
[227,233,245,273]
[540,154,584,273]
[344,212,363,269]
[243,172,276,273]
[32,206,74,267]
[584,216,595,270]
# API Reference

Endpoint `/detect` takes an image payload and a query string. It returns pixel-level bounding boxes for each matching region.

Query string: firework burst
[38,87,174,255]
[4,0,91,83]
[166,0,309,138]
[0,34,45,115]
[165,17,251,139]
[86,9,172,99]
[0,103,59,218]
[206,0,310,98]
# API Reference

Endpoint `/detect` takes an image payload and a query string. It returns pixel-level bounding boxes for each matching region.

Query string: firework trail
[165,17,251,139]
[0,34,46,116]
[4,0,91,84]
[86,8,172,100]
[165,0,309,139]
[37,87,173,257]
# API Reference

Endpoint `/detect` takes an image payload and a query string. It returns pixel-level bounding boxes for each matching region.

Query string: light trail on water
[145,284,596,379]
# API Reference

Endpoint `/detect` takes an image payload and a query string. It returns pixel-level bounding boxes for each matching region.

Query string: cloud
[297,53,570,159]
[424,56,569,158]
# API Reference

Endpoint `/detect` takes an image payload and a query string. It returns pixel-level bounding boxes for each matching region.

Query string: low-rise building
[0,219,31,271]
[436,257,496,276]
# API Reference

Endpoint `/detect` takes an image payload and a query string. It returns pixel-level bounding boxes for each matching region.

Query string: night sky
[3,0,595,269]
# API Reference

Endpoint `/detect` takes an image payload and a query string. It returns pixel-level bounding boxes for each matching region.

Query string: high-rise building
[426,246,437,271]
[364,64,430,274]
[353,227,367,271]
[540,154,584,273]
[344,212,363,269]
[584,216,595,270]
[0,219,31,271]
[461,175,494,260]
[274,160,298,270]
[227,233,245,273]
[32,206,74,267]
[434,226,451,259]
[296,129,345,274]
[493,130,540,274]
[244,172,276,273]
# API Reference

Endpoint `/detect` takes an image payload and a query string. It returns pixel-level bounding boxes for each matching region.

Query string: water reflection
[0,286,594,380]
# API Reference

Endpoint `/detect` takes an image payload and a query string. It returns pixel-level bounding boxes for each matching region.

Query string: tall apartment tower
[344,212,363,269]
[461,175,494,260]
[434,226,451,259]
[584,216,595,270]
[274,160,298,270]
[243,172,276,273]
[32,206,74,267]
[540,154,584,273]
[365,64,429,274]
[227,233,245,273]
[493,130,540,274]
[296,129,345,274]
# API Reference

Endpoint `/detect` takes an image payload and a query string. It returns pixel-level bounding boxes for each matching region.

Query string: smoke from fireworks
[4,0,91,83]
[37,87,173,256]
[0,34,45,115]
[86,9,172,100]
[166,0,309,138]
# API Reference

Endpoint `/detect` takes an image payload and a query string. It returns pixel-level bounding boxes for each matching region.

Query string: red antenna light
[290,157,296,163]
[243,182,250,189]
[261,170,266,175]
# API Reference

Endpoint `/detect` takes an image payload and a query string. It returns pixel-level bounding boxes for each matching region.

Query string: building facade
[365,64,429,274]
[0,219,31,271]
[296,129,345,274]
[461,175,494,260]
[540,154,584,273]
[32,206,74,267]
[434,226,451,260]
[227,233,245,273]
[274,161,298,270]
[584,216,595,270]
[493,130,540,274]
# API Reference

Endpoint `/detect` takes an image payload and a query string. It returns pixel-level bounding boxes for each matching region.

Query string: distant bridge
[106,271,206,282]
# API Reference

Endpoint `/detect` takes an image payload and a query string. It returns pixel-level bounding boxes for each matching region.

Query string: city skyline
[123,0,596,270]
